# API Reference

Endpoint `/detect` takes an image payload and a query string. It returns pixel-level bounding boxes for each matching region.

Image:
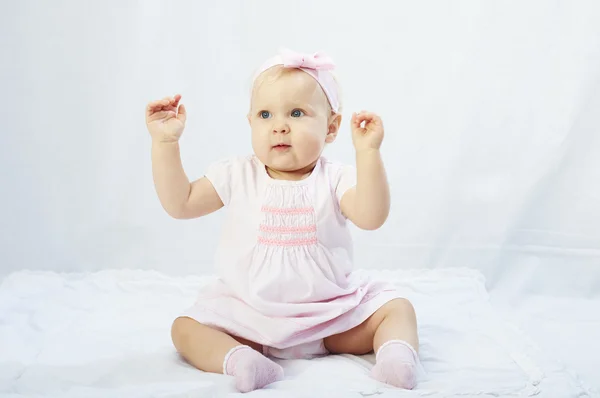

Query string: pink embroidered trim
[259,225,317,233]
[258,236,318,246]
[261,206,314,215]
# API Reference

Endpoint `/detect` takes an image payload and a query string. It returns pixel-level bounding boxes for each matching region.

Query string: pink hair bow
[253,48,340,113]
[279,49,336,71]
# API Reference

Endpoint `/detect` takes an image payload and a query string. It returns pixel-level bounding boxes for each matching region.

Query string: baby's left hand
[351,111,384,151]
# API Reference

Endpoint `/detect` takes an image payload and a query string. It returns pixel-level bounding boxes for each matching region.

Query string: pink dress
[181,155,402,359]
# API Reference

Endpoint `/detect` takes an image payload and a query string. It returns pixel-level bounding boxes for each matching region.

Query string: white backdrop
[2,0,600,298]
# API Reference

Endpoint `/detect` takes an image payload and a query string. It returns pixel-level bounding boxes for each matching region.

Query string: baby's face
[249,68,336,176]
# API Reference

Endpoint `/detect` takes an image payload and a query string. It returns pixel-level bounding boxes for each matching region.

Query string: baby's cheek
[251,131,268,148]
[251,133,271,161]
[297,135,324,158]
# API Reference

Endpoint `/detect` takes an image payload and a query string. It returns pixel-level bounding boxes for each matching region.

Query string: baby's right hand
[145,94,187,143]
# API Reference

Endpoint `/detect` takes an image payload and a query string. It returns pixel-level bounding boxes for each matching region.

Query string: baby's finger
[164,95,181,107]
[150,98,170,111]
[147,110,172,120]
[354,113,373,127]
[358,112,382,127]
[355,110,376,119]
[351,112,362,128]
[148,100,169,112]
[364,113,382,125]
[170,95,182,110]
[177,103,187,124]
[146,103,154,116]
[155,99,177,114]
[370,114,383,128]
[147,101,165,116]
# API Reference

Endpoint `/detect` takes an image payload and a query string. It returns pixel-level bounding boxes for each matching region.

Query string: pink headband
[253,48,340,113]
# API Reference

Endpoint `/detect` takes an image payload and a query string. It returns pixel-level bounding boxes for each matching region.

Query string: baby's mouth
[273,144,291,150]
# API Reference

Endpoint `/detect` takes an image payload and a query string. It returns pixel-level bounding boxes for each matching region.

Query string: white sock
[223,345,284,392]
[370,340,418,389]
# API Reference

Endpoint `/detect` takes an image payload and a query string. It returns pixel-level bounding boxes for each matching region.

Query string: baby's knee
[383,298,416,318]
[171,316,198,346]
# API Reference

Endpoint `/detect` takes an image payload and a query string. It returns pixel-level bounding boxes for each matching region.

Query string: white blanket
[0,268,592,397]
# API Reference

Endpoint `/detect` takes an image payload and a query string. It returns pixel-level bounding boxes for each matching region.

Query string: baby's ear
[325,113,342,143]
[247,113,251,125]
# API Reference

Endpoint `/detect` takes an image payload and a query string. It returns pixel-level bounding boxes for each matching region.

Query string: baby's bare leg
[171,316,261,373]
[171,316,283,392]
[324,298,419,389]
[323,298,418,355]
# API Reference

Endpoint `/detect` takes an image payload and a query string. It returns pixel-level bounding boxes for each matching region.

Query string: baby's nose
[272,124,290,134]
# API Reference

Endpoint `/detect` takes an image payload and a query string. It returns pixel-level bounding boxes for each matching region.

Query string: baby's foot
[223,345,284,392]
[371,340,418,389]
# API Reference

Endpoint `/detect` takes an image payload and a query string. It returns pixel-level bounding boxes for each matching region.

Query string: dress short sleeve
[335,164,357,203]
[204,158,233,206]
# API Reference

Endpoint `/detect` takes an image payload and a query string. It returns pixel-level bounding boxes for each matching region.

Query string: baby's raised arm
[340,111,390,230]
[146,95,223,219]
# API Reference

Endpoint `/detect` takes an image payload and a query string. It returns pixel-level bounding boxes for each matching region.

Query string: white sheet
[491,293,600,395]
[0,268,592,397]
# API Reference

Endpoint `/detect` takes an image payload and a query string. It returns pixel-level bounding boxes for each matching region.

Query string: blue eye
[260,111,271,119]
[291,109,304,117]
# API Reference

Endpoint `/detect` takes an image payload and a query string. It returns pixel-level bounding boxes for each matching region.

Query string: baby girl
[145,49,421,393]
